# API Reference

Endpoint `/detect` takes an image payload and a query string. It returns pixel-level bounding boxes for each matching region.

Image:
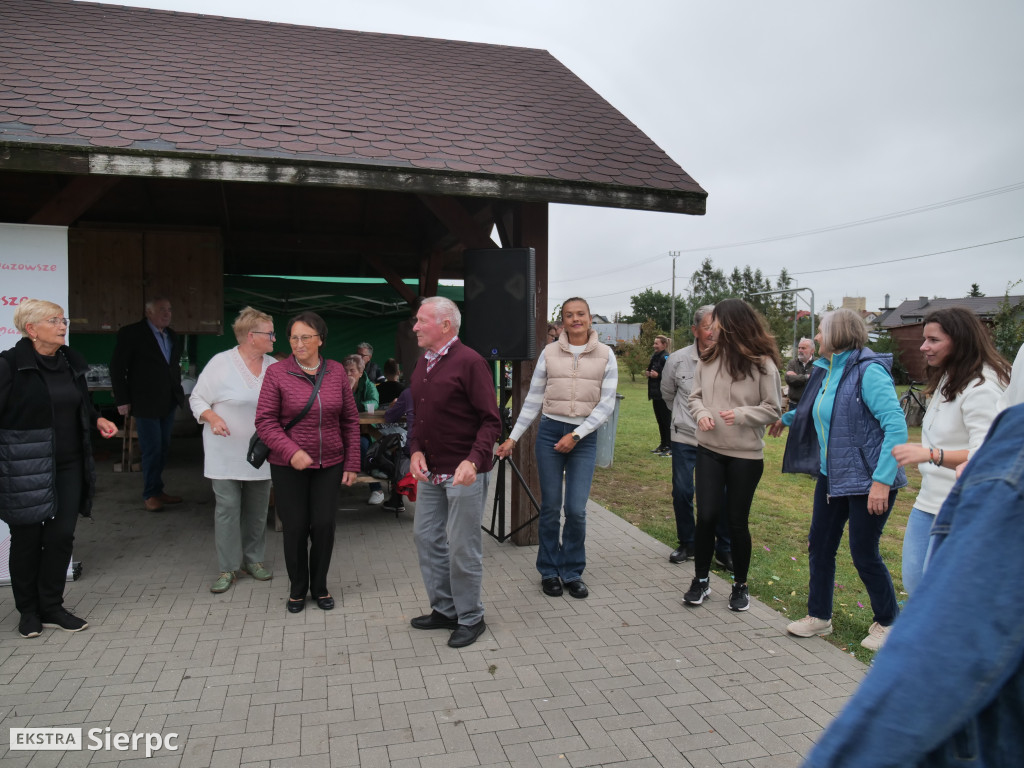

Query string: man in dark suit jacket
[111,297,186,511]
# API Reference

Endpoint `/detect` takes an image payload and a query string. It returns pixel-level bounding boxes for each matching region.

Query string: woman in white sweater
[892,307,1010,594]
[685,299,782,612]
[190,307,278,594]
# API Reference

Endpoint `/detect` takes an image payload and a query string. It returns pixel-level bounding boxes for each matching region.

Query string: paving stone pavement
[0,438,865,767]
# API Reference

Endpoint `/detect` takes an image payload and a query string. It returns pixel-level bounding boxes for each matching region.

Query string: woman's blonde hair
[819,308,869,353]
[13,299,64,337]
[233,306,273,344]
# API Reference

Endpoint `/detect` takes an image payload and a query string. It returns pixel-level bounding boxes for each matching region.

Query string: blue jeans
[806,476,900,625]
[414,473,489,625]
[135,408,177,500]
[671,442,730,552]
[901,506,935,595]
[536,416,597,583]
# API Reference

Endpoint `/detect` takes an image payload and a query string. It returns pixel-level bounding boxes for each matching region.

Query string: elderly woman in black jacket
[0,299,117,639]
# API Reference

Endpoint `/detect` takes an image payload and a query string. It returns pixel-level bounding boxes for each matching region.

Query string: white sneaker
[368,490,385,505]
[786,615,833,637]
[860,621,891,651]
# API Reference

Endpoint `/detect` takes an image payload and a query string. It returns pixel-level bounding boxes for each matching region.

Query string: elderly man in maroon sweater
[407,297,501,648]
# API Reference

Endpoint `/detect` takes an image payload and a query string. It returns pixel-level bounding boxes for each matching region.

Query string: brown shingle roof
[0,0,706,213]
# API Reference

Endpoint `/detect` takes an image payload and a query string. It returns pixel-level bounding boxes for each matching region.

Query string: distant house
[878,295,1024,381]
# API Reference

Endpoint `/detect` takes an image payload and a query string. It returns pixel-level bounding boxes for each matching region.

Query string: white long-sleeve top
[508,343,618,441]
[189,347,276,481]
[916,366,1005,514]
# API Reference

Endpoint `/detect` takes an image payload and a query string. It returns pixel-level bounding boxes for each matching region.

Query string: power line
[786,235,1024,277]
[575,234,1024,302]
[550,179,1024,284]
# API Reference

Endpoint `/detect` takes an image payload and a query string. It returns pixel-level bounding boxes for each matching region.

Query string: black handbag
[247,364,326,469]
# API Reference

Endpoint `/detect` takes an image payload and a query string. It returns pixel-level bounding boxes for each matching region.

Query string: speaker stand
[482,359,540,542]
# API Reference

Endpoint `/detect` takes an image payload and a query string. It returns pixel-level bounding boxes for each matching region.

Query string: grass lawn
[591,362,920,664]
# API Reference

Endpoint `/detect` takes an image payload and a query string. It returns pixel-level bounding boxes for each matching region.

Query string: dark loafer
[714,551,735,573]
[669,545,694,564]
[541,577,563,597]
[316,595,335,611]
[287,598,305,613]
[565,580,589,599]
[448,619,486,648]
[410,610,459,630]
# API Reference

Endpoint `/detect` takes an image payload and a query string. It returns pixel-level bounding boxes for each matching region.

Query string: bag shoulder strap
[284,363,326,431]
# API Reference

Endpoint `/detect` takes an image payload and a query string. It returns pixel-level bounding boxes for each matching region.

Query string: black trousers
[270,462,343,600]
[9,459,83,616]
[652,398,672,448]
[694,446,763,584]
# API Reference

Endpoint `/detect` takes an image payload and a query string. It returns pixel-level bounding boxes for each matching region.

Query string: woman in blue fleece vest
[770,308,907,652]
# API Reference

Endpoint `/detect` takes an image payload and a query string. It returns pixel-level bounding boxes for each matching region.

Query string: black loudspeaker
[461,248,537,361]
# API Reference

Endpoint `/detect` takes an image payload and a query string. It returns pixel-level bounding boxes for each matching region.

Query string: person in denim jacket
[803,402,1024,768]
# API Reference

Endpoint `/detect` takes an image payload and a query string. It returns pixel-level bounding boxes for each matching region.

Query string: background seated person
[376,358,406,406]
[343,354,383,505]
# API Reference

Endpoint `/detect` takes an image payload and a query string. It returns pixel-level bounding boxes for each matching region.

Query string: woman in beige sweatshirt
[685,298,782,612]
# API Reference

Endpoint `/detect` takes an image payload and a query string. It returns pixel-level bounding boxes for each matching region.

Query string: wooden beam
[0,146,709,215]
[419,249,444,298]
[416,194,496,251]
[362,252,418,305]
[28,175,120,225]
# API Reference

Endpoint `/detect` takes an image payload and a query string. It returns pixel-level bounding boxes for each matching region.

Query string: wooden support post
[509,201,548,546]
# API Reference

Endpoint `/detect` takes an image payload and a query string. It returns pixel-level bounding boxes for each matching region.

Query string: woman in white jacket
[892,306,1010,594]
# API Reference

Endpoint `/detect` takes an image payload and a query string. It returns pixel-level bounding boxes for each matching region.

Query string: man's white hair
[421,296,461,331]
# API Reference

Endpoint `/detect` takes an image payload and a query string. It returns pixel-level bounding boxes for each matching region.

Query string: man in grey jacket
[661,305,732,569]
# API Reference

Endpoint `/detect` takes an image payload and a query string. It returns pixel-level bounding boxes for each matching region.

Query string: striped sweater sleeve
[508,350,549,442]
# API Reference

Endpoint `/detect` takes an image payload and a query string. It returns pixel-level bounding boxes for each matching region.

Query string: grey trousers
[211,478,272,573]
[413,473,489,625]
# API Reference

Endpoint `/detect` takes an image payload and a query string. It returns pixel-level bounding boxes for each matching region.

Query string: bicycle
[899,380,927,426]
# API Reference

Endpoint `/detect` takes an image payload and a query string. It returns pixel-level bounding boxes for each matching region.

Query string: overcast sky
[93,0,1024,321]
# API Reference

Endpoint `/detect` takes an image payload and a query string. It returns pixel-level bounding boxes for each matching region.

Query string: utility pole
[669,251,679,337]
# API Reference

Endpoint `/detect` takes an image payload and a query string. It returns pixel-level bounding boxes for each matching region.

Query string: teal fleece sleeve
[860,363,909,485]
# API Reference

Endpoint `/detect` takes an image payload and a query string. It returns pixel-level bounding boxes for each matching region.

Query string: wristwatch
[571,432,581,442]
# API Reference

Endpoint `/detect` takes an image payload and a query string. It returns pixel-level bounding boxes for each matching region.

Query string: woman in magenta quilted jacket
[255,311,360,614]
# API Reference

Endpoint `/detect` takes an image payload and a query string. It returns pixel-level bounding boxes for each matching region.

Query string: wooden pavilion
[0,0,707,541]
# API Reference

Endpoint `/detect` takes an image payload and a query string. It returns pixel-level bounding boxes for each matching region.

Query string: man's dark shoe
[287,598,305,614]
[541,577,563,597]
[669,544,694,564]
[448,619,486,648]
[19,613,42,638]
[39,608,88,632]
[158,493,183,504]
[714,551,735,573]
[564,580,589,599]
[410,610,459,630]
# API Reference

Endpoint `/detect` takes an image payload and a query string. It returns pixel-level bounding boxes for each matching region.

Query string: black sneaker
[729,583,750,612]
[683,577,710,606]
[382,497,405,513]
[39,608,88,632]
[650,445,667,453]
[19,613,42,638]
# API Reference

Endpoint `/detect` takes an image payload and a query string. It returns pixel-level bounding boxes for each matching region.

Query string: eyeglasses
[289,334,319,344]
[251,331,276,339]
[44,317,70,326]
[360,353,371,359]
